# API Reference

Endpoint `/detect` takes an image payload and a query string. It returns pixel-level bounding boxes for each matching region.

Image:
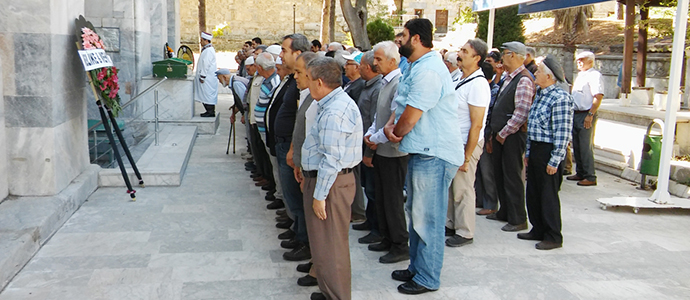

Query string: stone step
[0,165,100,291]
[98,125,197,187]
[594,154,630,177]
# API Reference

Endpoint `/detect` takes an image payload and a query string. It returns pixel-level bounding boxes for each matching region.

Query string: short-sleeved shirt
[572,68,603,111]
[456,68,491,145]
[394,51,463,166]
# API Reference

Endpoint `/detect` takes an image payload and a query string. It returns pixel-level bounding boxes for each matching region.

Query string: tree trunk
[341,0,371,50]
[321,0,330,44]
[329,0,336,43]
[198,0,206,34]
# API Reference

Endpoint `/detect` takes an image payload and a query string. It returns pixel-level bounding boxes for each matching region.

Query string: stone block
[4,96,54,128]
[140,76,194,120]
[14,33,53,97]
[0,34,15,97]
[51,0,86,35]
[85,0,114,18]
[0,0,51,34]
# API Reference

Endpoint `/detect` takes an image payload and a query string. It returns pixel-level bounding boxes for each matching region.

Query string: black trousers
[491,131,527,225]
[202,103,215,114]
[525,141,563,244]
[572,112,598,181]
[373,154,409,252]
[249,124,274,186]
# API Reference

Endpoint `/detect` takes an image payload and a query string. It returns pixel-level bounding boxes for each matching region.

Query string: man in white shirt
[567,51,603,186]
[445,39,491,247]
[193,31,218,117]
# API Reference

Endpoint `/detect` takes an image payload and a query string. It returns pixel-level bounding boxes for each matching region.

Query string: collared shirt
[366,69,401,145]
[497,65,535,139]
[274,75,299,138]
[527,84,574,168]
[255,72,280,133]
[450,68,462,84]
[301,87,363,201]
[394,51,463,166]
[247,75,265,124]
[572,68,603,111]
[359,74,382,134]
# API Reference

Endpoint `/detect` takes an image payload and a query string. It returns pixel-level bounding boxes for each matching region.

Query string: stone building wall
[179,0,350,49]
[0,0,89,196]
[401,0,463,33]
[0,56,6,200]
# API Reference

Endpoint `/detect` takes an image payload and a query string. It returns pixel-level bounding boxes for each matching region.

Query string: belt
[574,110,590,114]
[302,168,354,178]
[275,136,292,143]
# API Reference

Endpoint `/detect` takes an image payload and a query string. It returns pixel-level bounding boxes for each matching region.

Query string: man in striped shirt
[254,52,281,142]
[521,55,573,250]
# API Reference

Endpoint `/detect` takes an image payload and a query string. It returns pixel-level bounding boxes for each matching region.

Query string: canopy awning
[472,0,533,12]
[518,0,613,14]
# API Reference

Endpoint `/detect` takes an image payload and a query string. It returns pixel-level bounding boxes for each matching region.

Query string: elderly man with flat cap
[486,41,535,233]
[520,55,573,250]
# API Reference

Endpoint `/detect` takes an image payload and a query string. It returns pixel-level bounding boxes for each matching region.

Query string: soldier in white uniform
[194,31,218,117]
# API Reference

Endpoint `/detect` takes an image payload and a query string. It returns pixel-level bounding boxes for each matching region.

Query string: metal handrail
[88,77,168,132]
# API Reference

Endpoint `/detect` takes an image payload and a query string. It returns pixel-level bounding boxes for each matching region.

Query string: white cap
[576,51,595,61]
[342,51,362,64]
[276,57,282,65]
[245,56,255,65]
[266,45,282,56]
[200,31,212,41]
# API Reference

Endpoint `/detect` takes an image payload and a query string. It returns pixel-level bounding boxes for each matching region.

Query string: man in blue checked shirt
[300,57,363,300]
[520,55,573,251]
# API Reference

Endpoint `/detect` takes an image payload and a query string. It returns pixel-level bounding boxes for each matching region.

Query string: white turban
[201,31,212,41]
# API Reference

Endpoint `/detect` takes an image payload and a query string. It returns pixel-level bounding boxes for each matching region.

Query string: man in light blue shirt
[384,18,462,295]
[301,57,363,300]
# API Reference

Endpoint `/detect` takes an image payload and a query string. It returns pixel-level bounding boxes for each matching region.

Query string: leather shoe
[281,238,299,249]
[296,262,312,273]
[252,176,264,182]
[277,229,295,240]
[517,232,542,241]
[276,219,293,229]
[486,213,507,222]
[283,243,311,261]
[563,170,573,176]
[265,194,276,201]
[297,274,318,286]
[261,186,275,191]
[352,221,370,231]
[501,222,528,232]
[445,235,473,247]
[379,250,409,264]
[267,200,285,210]
[255,179,269,186]
[445,227,455,237]
[391,269,415,282]
[276,209,287,216]
[368,241,391,252]
[358,232,382,244]
[245,162,255,168]
[397,280,435,295]
[250,173,262,179]
[275,215,291,222]
[566,174,584,181]
[476,208,497,215]
[535,240,562,250]
[577,179,597,186]
[310,292,326,300]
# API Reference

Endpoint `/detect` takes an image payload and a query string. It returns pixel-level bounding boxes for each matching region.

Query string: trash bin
[639,119,664,176]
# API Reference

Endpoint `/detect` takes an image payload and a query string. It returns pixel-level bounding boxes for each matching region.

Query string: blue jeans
[405,154,458,290]
[275,141,308,244]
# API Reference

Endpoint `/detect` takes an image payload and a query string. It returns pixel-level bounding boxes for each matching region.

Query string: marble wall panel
[0,0,51,34]
[0,34,15,97]
[6,126,56,196]
[149,0,167,63]
[51,0,86,35]
[13,33,53,97]
[84,0,114,19]
[0,56,7,200]
[167,0,180,50]
[4,96,53,128]
[52,115,89,195]
[51,33,86,127]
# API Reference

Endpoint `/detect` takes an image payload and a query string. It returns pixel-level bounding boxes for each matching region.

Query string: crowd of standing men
[194,17,604,300]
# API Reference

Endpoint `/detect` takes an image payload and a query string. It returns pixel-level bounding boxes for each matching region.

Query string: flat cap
[541,54,565,83]
[215,68,231,75]
[501,41,526,56]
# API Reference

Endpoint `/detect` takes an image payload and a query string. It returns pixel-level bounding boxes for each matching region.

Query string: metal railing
[88,77,168,167]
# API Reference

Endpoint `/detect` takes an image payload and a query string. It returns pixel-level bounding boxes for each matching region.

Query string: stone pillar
[0,0,88,196]
[0,56,7,200]
[150,0,168,63]
[135,0,153,78]
[167,0,181,50]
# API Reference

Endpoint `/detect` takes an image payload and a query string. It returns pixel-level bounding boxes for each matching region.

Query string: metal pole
[293,4,296,33]
[92,129,98,160]
[154,89,159,146]
[487,8,495,48]
[650,0,689,204]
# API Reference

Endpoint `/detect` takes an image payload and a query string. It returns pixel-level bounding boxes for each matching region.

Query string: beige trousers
[447,140,483,239]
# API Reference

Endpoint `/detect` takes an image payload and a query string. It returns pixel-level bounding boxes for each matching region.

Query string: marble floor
[2,96,690,300]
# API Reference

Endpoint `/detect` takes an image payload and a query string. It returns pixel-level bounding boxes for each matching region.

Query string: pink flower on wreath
[81,27,106,50]
[97,68,107,80]
[108,87,119,99]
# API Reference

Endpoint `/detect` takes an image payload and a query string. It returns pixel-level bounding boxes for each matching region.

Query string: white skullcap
[266,45,282,57]
[245,56,255,65]
[200,31,212,41]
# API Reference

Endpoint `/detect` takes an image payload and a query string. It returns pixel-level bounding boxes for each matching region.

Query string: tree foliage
[554,6,593,46]
[476,5,525,48]
[367,19,395,46]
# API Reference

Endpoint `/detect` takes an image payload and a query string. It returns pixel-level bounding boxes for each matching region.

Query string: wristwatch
[587,111,594,116]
